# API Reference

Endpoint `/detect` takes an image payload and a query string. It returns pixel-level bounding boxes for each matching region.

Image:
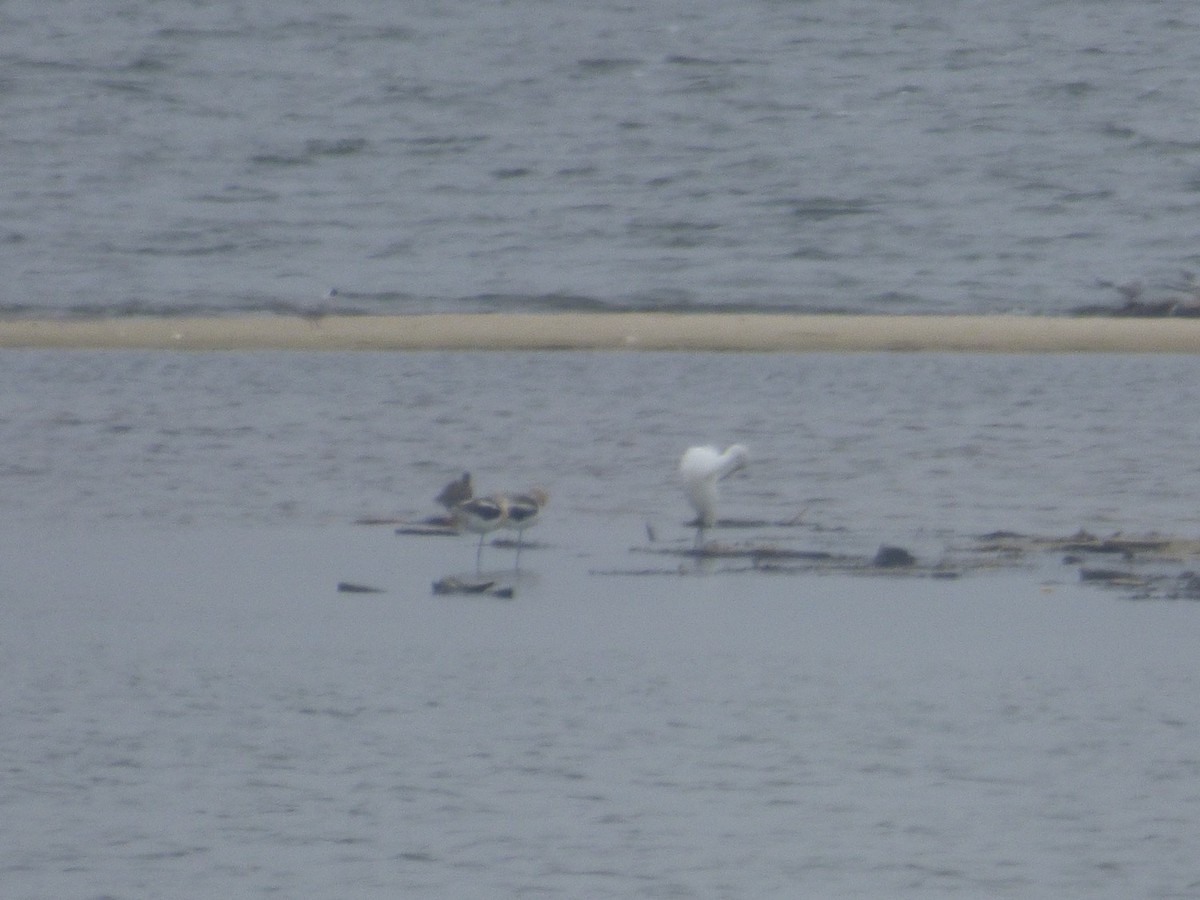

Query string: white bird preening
[679,444,749,536]
[453,493,509,570]
[503,487,548,568]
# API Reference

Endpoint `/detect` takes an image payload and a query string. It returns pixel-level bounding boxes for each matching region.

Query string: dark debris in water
[431,576,515,600]
[1072,298,1200,318]
[966,529,1200,601]
[608,529,1200,598]
[1081,568,1200,601]
[1079,568,1143,585]
[395,521,459,537]
[354,513,460,534]
[385,501,1200,600]
[615,541,962,579]
[1161,572,1200,601]
[683,516,810,529]
[1073,276,1200,318]
[337,581,386,594]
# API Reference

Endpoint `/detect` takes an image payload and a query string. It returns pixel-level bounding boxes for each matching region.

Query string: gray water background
[7,349,1200,540]
[4,0,1200,317]
[4,350,1200,898]
[7,2,1200,892]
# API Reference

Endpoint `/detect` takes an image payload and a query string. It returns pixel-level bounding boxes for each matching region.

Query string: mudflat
[3,313,1200,352]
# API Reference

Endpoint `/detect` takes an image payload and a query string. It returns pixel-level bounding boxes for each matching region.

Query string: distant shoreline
[3,312,1200,352]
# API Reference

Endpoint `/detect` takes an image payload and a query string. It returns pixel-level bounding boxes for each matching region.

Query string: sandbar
[2,313,1200,352]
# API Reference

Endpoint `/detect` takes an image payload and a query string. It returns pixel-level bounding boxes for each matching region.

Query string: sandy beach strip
[2,313,1200,352]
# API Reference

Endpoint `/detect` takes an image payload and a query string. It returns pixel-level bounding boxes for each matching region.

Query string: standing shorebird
[679,444,748,543]
[453,493,508,570]
[503,487,548,568]
[435,472,473,510]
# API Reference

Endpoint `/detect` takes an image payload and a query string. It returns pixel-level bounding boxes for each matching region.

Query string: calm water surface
[3,0,1200,316]
[4,350,1200,539]
[3,349,1200,898]
[7,1,1200,888]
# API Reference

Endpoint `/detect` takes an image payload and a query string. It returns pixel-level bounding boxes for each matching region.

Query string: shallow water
[4,522,1200,899]
[3,349,1200,897]
[5,350,1200,542]
[3,0,1200,316]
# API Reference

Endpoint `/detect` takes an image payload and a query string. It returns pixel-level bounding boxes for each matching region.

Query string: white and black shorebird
[502,487,548,567]
[452,493,508,570]
[679,444,748,544]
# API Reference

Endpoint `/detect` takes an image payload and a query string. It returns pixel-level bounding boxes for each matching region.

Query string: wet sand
[4,313,1200,352]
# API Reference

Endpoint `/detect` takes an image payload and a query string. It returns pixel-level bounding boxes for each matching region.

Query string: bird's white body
[503,487,549,568]
[679,444,748,527]
[503,487,548,539]
[453,493,509,568]
[454,493,509,534]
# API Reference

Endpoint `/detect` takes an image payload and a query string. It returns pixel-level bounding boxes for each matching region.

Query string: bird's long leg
[475,533,485,571]
[513,528,525,571]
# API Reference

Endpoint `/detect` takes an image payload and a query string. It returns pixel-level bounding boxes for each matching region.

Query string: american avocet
[435,471,473,510]
[679,444,748,534]
[453,493,508,570]
[503,487,548,567]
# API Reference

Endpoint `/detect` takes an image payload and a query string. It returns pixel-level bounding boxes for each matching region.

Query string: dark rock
[873,545,916,568]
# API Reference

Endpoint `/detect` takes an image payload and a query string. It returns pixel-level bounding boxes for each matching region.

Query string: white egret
[679,444,749,530]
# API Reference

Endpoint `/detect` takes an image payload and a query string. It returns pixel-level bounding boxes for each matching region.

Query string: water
[7,522,1200,899]
[8,4,1200,883]
[3,350,1200,896]
[6,350,1200,539]
[4,0,1200,318]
